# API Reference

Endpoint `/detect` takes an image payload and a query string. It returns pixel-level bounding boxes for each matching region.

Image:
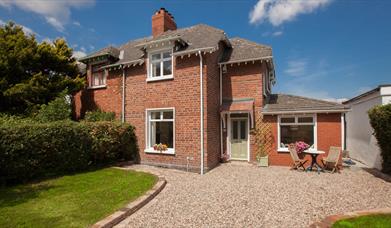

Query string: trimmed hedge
[84,110,115,122]
[368,103,391,174]
[0,120,138,184]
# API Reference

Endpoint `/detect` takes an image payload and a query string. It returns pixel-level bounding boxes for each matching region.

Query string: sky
[0,0,390,101]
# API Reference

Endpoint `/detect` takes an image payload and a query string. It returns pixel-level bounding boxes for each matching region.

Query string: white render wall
[345,85,391,169]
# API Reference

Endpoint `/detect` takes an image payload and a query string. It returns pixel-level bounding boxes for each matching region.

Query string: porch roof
[220,99,254,113]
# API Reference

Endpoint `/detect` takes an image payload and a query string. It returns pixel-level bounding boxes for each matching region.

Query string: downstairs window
[278,115,316,151]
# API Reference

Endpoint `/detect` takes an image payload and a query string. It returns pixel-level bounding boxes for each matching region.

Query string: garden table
[303,150,325,174]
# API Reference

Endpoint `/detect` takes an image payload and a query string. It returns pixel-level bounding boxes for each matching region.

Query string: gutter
[262,109,350,115]
[198,50,204,175]
[219,56,273,66]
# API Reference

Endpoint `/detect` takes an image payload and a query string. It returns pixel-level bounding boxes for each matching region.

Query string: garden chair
[288,144,307,171]
[321,146,342,173]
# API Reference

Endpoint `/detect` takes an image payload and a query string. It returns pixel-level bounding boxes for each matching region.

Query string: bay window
[278,115,316,152]
[146,109,175,154]
[148,49,173,81]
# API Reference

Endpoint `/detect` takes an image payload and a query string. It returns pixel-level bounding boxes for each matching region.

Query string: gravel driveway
[116,162,391,228]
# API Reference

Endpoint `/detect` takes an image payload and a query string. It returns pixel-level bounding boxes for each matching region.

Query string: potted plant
[252,112,273,167]
[153,143,168,152]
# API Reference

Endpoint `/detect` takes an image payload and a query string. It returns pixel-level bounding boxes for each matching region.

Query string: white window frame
[277,114,317,152]
[89,64,107,89]
[145,108,175,154]
[147,48,174,82]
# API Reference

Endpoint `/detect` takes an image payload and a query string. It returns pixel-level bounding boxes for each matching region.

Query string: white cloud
[73,21,81,27]
[0,19,36,36]
[250,0,331,26]
[0,0,95,32]
[284,59,307,76]
[73,50,87,59]
[272,31,283,36]
[262,30,283,37]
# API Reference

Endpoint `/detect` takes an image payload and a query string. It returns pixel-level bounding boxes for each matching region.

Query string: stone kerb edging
[310,208,391,228]
[91,167,167,228]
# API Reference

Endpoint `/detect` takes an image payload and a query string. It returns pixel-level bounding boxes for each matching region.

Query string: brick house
[75,8,349,173]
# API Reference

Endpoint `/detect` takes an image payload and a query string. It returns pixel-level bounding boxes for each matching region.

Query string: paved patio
[116,162,391,228]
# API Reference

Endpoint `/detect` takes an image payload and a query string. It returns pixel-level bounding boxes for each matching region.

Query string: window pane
[151,62,161,77]
[240,120,246,140]
[163,111,173,119]
[151,112,160,120]
[280,125,314,146]
[151,121,173,148]
[151,53,160,61]
[163,60,172,76]
[163,52,171,58]
[298,117,313,123]
[280,117,295,123]
[232,121,238,139]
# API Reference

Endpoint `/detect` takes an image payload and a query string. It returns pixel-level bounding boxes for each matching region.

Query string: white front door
[230,118,248,160]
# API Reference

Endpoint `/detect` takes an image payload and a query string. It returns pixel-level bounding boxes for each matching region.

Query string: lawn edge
[309,208,391,228]
[91,168,166,228]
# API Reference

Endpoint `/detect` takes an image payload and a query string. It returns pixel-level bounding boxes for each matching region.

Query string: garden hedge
[0,120,138,184]
[368,103,391,174]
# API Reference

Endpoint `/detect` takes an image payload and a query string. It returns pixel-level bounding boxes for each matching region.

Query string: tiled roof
[263,94,349,113]
[222,38,272,64]
[79,46,120,61]
[79,24,272,66]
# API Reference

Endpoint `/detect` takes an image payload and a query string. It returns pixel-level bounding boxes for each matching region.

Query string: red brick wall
[204,44,224,169]
[73,64,122,119]
[221,62,266,162]
[267,113,342,166]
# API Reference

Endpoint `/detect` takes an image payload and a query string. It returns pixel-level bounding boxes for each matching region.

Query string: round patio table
[303,150,325,174]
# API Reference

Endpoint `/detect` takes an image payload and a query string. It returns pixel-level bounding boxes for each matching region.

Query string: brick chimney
[152,8,177,37]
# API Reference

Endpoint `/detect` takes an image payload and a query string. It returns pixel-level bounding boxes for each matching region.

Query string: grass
[0,168,157,228]
[332,214,391,228]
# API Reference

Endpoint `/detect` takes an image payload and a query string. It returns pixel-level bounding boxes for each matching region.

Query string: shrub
[34,91,72,122]
[0,120,138,184]
[84,110,116,122]
[368,103,391,174]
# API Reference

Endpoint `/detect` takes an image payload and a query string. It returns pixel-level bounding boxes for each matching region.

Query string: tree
[0,21,84,115]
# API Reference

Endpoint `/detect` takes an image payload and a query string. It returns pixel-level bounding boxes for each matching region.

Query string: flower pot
[258,155,269,167]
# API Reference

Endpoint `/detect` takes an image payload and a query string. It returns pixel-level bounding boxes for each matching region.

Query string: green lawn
[333,214,391,228]
[0,168,157,228]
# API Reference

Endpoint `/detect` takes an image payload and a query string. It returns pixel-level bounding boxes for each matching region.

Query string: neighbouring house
[74,8,349,173]
[343,85,391,170]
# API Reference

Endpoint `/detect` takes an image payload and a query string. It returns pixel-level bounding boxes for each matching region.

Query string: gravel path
[116,162,391,228]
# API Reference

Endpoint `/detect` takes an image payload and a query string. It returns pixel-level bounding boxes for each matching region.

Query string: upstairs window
[90,64,106,88]
[148,49,173,81]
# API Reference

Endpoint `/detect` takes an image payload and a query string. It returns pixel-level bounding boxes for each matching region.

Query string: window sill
[144,148,175,155]
[87,85,107,90]
[146,75,173,82]
[277,148,289,153]
[278,148,317,153]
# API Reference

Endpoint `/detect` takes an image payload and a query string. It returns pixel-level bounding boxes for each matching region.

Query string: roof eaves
[219,56,273,65]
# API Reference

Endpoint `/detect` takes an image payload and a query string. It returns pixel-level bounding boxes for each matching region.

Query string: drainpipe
[199,50,204,175]
[219,65,223,158]
[121,67,126,123]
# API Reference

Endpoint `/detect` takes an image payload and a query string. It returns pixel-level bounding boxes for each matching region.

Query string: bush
[84,110,116,122]
[35,91,72,122]
[368,103,391,174]
[0,120,138,184]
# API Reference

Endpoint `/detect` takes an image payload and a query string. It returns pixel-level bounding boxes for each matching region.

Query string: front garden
[0,168,156,228]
